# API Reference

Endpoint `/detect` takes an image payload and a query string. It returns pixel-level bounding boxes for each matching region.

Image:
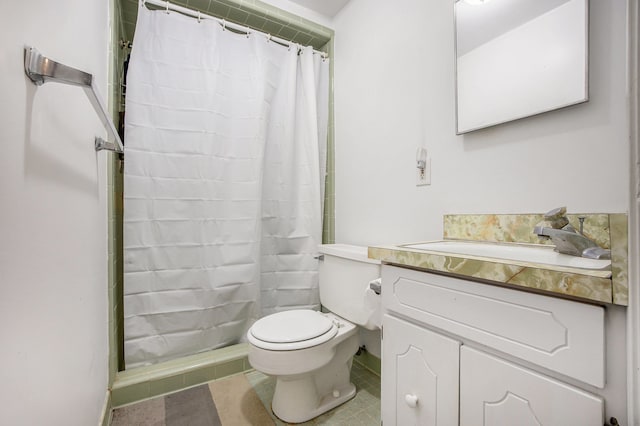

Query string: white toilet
[247,244,381,423]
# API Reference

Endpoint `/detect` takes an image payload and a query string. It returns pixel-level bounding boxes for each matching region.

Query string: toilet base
[269,333,360,423]
[248,313,362,423]
[272,376,356,424]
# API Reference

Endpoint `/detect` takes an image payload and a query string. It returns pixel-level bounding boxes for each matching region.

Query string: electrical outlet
[416,158,431,186]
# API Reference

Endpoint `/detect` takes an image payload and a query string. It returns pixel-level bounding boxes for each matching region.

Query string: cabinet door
[382,314,460,426]
[460,346,603,426]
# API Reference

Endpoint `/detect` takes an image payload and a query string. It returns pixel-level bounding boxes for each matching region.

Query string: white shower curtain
[123,6,329,368]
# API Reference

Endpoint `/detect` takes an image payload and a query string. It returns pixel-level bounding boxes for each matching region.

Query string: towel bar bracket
[23,46,124,155]
[95,137,120,153]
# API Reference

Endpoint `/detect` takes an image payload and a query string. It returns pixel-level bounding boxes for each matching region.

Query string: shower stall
[109,0,335,375]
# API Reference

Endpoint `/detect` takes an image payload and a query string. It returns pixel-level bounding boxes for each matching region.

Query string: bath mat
[111,375,274,426]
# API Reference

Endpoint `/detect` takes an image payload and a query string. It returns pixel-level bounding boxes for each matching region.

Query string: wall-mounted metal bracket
[23,46,124,154]
[95,137,121,153]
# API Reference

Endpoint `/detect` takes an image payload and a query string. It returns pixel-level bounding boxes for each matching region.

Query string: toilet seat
[248,310,339,351]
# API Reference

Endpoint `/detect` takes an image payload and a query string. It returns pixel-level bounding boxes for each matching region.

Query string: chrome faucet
[533,207,611,260]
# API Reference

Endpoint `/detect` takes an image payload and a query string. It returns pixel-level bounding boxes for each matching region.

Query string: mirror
[455,0,588,134]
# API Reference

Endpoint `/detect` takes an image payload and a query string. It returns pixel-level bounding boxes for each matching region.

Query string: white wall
[0,1,110,425]
[334,0,629,246]
[334,1,631,417]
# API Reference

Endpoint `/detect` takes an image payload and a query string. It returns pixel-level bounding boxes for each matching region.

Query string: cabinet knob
[404,393,419,408]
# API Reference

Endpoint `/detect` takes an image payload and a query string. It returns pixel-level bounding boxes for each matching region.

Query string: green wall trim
[111,344,251,407]
[322,38,335,244]
[121,0,334,51]
[220,0,334,44]
[108,0,126,385]
[354,350,381,377]
[99,390,112,426]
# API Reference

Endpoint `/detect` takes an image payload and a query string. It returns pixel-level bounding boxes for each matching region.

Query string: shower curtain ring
[222,19,226,31]
[165,0,169,14]
[197,11,201,22]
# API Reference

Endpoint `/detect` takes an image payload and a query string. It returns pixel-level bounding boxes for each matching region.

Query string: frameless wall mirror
[454,0,588,134]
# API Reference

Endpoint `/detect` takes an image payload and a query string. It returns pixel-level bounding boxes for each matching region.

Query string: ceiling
[287,0,350,17]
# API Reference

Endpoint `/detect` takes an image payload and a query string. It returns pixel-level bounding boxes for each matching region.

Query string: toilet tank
[318,244,381,330]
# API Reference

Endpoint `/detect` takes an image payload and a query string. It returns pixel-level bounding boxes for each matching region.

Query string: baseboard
[354,350,381,376]
[98,390,112,426]
[111,343,251,407]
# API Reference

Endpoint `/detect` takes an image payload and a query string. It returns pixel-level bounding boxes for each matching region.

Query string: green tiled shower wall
[107,0,336,389]
[108,0,127,384]
[118,0,333,50]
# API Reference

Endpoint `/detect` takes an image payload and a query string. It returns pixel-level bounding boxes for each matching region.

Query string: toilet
[247,244,381,423]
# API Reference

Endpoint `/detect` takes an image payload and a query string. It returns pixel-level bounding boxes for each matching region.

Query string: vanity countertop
[368,213,628,306]
[368,241,617,305]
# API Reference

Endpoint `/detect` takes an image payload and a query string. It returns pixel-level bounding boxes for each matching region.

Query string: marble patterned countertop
[368,213,628,306]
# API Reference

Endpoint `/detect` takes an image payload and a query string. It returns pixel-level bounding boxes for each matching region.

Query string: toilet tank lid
[318,244,381,265]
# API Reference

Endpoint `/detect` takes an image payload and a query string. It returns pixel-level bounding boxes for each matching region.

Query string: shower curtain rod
[140,0,329,58]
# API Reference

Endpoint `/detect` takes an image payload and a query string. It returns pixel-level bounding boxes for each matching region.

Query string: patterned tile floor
[246,361,381,426]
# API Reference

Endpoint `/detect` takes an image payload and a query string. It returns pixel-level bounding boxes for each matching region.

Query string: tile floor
[110,359,381,426]
[246,361,381,426]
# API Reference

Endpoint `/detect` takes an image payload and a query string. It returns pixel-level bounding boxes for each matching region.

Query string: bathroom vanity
[381,266,604,425]
[371,213,628,426]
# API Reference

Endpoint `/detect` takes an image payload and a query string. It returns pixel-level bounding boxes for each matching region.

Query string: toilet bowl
[247,244,381,423]
[248,310,360,423]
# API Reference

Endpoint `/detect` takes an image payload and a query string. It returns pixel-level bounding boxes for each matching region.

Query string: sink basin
[403,241,611,271]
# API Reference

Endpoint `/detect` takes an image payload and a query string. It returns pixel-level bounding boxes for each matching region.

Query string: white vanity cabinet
[381,265,605,426]
[460,346,603,425]
[382,314,460,425]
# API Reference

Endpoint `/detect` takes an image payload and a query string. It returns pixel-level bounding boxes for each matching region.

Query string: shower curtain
[123,6,329,368]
